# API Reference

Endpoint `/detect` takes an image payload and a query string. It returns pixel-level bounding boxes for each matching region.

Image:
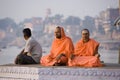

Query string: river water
[0,46,119,65]
[0,46,21,65]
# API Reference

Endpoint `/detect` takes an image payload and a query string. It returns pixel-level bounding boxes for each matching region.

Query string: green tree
[64,16,81,25]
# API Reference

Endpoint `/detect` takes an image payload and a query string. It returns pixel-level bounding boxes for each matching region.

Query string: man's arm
[20,49,28,55]
[20,49,24,54]
[94,45,100,58]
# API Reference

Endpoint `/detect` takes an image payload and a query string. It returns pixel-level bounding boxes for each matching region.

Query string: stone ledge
[38,68,120,77]
[0,64,120,80]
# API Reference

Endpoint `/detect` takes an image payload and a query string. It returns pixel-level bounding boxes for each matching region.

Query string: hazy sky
[0,0,119,23]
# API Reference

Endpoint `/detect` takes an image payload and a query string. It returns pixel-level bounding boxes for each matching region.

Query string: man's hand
[56,53,65,61]
[70,54,75,60]
[95,54,100,58]
[23,52,28,55]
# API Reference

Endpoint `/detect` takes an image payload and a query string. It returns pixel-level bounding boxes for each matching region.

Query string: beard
[56,35,61,39]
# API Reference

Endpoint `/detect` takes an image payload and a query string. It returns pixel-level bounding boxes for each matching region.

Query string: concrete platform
[0,63,120,80]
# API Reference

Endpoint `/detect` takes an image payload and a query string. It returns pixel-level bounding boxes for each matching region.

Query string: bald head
[81,29,90,42]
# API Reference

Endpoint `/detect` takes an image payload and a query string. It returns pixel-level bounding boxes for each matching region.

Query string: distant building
[24,23,33,31]
[0,30,5,39]
[114,16,120,30]
[44,24,57,34]
[94,17,103,33]
[95,8,120,50]
[95,8,119,39]
[102,8,119,31]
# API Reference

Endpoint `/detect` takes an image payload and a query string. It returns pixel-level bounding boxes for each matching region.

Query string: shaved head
[81,29,90,42]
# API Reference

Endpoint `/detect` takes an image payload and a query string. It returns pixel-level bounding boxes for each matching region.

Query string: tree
[0,17,17,30]
[82,16,95,33]
[52,14,63,25]
[64,16,81,25]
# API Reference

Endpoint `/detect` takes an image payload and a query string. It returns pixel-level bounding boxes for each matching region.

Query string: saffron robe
[68,39,102,67]
[41,27,74,66]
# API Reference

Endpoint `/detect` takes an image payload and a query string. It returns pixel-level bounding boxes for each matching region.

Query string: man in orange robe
[40,26,74,66]
[69,29,102,67]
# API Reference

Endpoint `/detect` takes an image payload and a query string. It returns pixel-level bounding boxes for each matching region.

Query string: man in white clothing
[15,28,42,64]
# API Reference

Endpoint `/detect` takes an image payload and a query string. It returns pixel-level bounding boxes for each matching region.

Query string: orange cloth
[40,27,74,66]
[68,39,102,67]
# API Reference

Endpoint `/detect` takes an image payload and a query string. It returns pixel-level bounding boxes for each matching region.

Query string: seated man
[69,29,102,67]
[15,28,42,64]
[40,26,74,66]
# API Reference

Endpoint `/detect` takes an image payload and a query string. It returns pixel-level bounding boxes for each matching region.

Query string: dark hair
[56,26,61,29]
[81,28,89,34]
[23,28,32,37]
